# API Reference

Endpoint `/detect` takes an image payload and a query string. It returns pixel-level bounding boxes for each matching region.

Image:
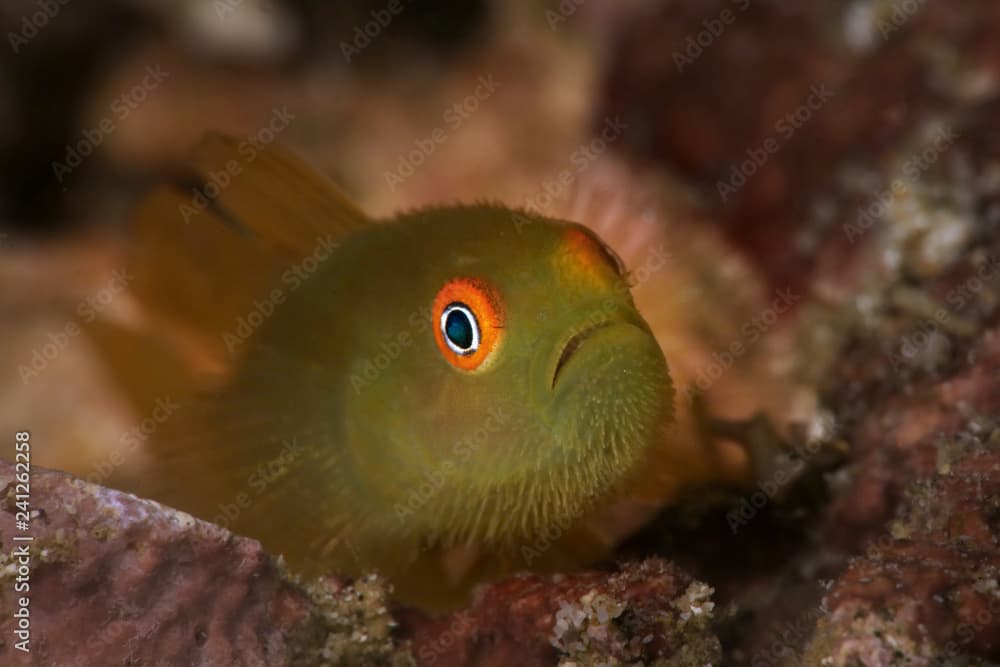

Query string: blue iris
[445,308,475,350]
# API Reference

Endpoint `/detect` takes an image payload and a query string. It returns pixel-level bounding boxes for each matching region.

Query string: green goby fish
[97,134,762,610]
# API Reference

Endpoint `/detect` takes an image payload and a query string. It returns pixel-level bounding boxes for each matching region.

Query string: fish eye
[432,277,505,371]
[441,303,480,355]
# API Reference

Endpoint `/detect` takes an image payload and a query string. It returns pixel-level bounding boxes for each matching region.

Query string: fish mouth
[551,321,615,389]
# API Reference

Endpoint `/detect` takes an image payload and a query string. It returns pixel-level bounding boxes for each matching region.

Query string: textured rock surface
[0,464,719,666]
[660,234,1000,665]
[798,283,1000,665]
[3,1,1000,665]
[0,464,414,666]
[805,452,1000,665]
[597,0,1000,291]
[594,1,1000,663]
[401,558,720,667]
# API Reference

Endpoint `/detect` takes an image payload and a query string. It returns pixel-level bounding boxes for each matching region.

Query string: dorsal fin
[87,134,368,418]
[128,133,371,354]
[189,132,369,259]
[128,186,282,370]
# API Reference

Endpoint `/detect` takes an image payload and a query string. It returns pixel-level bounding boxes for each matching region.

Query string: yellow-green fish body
[92,135,771,609]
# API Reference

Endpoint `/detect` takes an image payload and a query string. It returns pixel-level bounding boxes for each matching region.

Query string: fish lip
[551,320,615,389]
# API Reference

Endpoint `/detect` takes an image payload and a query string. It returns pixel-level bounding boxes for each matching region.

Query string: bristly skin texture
[151,206,672,610]
[102,136,676,610]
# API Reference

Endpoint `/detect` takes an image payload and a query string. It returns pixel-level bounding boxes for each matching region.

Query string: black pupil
[445,309,474,350]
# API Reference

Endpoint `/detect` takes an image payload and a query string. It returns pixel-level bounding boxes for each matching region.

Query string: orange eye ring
[432,277,505,372]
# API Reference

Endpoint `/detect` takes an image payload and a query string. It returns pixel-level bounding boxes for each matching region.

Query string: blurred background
[4,0,1000,498]
[4,1,1000,664]
[4,0,1000,519]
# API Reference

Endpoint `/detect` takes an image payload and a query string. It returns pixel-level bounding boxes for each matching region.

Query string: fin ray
[191,133,368,259]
